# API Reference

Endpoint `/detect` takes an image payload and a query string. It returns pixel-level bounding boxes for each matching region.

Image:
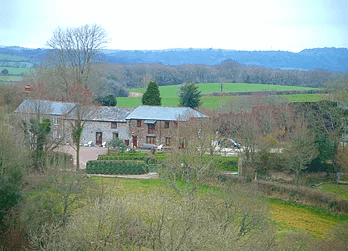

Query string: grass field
[270,199,348,237]
[131,83,318,97]
[117,95,238,108]
[318,184,348,200]
[0,66,30,75]
[119,83,322,108]
[117,94,322,108]
[91,177,347,237]
[0,53,28,61]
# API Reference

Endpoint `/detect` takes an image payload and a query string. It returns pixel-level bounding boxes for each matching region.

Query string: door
[96,132,103,146]
[132,136,137,148]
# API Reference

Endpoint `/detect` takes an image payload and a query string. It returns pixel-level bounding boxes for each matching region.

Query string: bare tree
[283,115,318,185]
[46,24,107,96]
[64,82,97,170]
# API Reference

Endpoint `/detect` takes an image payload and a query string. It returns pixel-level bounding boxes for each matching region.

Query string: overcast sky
[1,0,347,52]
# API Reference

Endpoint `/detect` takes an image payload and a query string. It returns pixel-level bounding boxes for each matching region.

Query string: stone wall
[129,119,184,148]
[80,121,131,146]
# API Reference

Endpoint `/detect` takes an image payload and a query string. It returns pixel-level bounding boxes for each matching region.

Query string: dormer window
[111,122,117,129]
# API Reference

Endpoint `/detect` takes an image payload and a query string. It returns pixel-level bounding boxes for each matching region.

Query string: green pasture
[0,53,28,61]
[318,183,348,200]
[0,66,30,75]
[91,177,347,237]
[117,94,322,108]
[131,83,318,97]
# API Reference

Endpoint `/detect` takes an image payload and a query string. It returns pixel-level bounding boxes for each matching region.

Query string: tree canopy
[141,81,161,106]
[179,82,201,109]
[46,24,107,93]
[97,95,117,106]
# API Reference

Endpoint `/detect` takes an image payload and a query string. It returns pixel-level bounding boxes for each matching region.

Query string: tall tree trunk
[76,143,80,171]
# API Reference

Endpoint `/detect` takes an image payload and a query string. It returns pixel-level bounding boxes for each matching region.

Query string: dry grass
[271,201,340,237]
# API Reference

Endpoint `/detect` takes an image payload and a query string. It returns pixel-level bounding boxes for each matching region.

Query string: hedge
[86,161,146,175]
[98,152,168,161]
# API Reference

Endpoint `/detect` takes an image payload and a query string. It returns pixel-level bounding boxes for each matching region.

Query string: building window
[137,120,141,127]
[165,137,171,146]
[146,136,156,144]
[111,122,117,129]
[165,121,169,129]
[113,132,119,139]
[53,116,59,125]
[148,124,155,134]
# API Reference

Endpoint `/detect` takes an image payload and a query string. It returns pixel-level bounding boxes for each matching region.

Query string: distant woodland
[91,61,343,92]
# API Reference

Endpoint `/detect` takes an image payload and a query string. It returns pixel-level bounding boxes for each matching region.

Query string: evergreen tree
[97,95,117,106]
[141,81,161,106]
[179,82,201,109]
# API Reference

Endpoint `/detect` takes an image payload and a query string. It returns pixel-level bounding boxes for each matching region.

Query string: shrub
[208,155,238,171]
[107,138,126,152]
[86,161,146,175]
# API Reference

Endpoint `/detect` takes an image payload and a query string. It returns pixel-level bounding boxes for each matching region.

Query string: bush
[207,155,238,171]
[107,138,126,152]
[86,161,146,175]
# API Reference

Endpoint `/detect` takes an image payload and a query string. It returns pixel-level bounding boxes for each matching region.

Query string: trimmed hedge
[86,161,146,175]
[98,152,148,160]
[98,152,168,161]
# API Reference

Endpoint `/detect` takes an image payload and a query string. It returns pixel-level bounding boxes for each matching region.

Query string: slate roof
[82,106,135,122]
[125,106,209,121]
[15,100,77,116]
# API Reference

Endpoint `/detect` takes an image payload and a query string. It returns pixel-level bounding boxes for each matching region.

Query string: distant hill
[102,48,348,73]
[1,46,348,73]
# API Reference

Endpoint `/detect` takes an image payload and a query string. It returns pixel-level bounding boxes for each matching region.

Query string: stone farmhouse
[125,105,209,148]
[66,106,135,146]
[15,99,76,141]
[15,100,209,149]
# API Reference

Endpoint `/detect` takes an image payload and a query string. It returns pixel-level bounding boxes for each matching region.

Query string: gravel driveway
[59,145,108,169]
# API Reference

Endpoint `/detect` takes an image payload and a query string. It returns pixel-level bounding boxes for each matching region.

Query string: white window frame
[53,116,59,125]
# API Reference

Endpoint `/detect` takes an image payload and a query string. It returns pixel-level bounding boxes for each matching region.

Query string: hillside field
[96,178,347,238]
[0,66,30,75]
[118,83,323,108]
[0,53,28,61]
[131,83,318,97]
